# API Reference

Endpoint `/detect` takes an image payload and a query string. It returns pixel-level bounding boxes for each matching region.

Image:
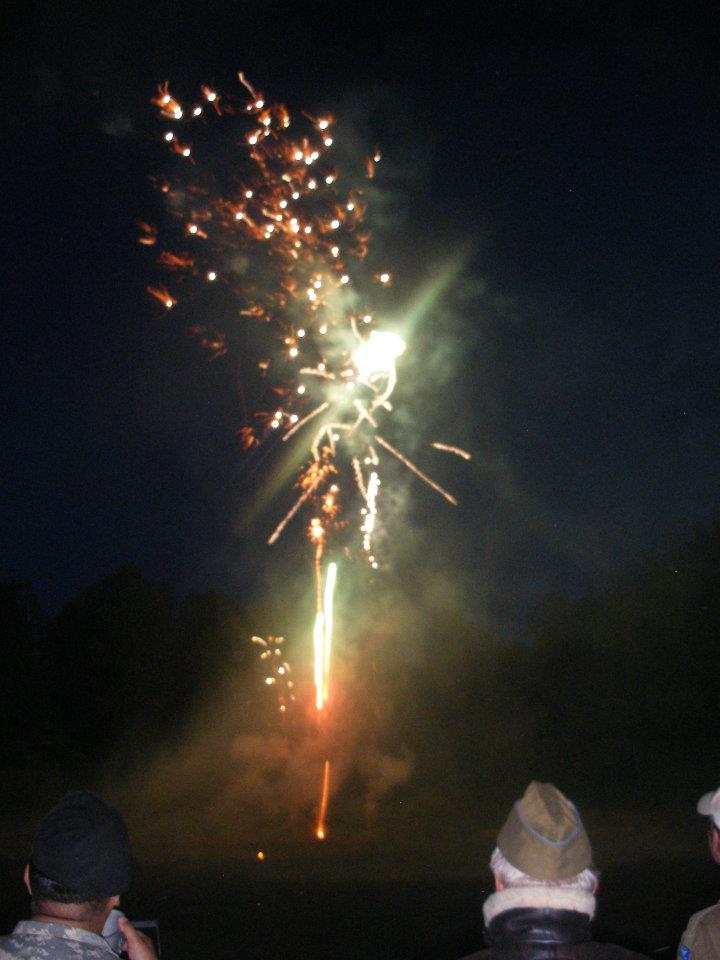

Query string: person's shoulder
[576,942,649,960]
[678,901,720,960]
[685,902,720,934]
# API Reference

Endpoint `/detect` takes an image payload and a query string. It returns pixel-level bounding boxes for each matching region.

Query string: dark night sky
[2,2,718,628]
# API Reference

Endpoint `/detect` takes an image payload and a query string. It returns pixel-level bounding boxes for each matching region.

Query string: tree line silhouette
[2,521,718,813]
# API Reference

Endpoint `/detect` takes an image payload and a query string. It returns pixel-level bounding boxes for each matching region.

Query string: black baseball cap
[31,791,132,898]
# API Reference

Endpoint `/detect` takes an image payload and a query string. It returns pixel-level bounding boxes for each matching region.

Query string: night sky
[3,3,718,625]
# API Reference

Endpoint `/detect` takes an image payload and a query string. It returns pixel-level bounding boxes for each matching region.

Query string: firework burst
[144,73,469,838]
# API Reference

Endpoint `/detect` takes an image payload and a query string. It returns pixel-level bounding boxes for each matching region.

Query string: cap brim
[698,791,720,816]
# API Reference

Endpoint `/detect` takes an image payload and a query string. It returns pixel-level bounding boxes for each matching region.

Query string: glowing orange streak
[376,435,458,506]
[313,560,336,711]
[432,442,472,460]
[322,562,336,708]
[147,285,176,309]
[267,475,322,545]
[281,401,330,442]
[315,759,330,840]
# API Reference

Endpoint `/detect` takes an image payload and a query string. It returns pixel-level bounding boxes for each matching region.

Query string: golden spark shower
[143,72,469,840]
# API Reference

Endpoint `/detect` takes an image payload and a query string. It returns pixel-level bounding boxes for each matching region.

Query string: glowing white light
[182,148,191,157]
[325,175,334,185]
[330,246,339,257]
[164,132,174,142]
[271,420,280,429]
[318,119,329,130]
[235,211,244,220]
[353,330,406,379]
[324,137,333,147]
[307,288,316,301]
[193,106,202,116]
[262,116,271,126]
[340,274,350,284]
[319,325,327,335]
[248,134,258,145]
[279,199,288,209]
[297,385,306,394]
[363,314,372,324]
[294,150,303,161]
[245,190,253,199]
[174,107,183,119]
[346,381,355,390]
[313,279,322,289]
[188,224,198,234]
[347,202,355,211]
[330,219,340,229]
[289,347,299,358]
[318,362,326,372]
[289,415,298,424]
[292,191,300,200]
[206,91,217,102]
[297,328,306,338]
[308,179,317,190]
[379,272,390,284]
[255,99,264,109]
[207,271,217,281]
[304,225,312,234]
[162,95,171,105]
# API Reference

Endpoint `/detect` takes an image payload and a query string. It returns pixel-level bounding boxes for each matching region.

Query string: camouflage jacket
[0,921,119,959]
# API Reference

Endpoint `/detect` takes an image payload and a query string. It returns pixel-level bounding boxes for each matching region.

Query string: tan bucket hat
[497,781,593,881]
[697,787,720,826]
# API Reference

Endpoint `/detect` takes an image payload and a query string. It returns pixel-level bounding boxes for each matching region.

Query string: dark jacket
[462,903,648,960]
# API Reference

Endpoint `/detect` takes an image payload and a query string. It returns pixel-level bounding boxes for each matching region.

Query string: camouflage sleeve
[679,907,720,960]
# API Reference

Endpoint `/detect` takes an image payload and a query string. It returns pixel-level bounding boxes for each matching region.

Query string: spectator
[0,791,156,960]
[677,787,720,960]
[462,781,648,960]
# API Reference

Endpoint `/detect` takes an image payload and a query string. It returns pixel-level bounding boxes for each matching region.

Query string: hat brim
[698,791,720,816]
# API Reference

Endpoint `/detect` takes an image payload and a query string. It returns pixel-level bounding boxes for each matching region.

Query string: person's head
[25,791,132,932]
[491,781,597,893]
[697,787,720,865]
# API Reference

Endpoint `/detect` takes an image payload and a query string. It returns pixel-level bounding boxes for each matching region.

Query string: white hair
[490,847,597,892]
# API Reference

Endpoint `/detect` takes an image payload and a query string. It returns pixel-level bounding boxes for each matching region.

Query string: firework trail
[144,73,469,838]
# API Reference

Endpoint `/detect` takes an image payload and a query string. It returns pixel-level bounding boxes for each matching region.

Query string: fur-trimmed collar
[483,886,596,926]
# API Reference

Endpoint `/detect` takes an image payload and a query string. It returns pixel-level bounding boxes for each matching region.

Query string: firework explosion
[144,73,468,839]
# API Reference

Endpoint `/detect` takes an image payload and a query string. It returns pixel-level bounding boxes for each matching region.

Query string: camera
[102,907,161,958]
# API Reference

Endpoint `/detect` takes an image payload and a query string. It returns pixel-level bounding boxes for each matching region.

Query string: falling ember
[315,759,331,840]
[146,285,176,309]
[376,435,458,506]
[432,442,472,460]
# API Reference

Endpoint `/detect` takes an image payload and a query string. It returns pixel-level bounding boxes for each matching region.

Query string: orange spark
[146,285,176,309]
[136,221,157,246]
[315,759,330,840]
[159,251,194,270]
